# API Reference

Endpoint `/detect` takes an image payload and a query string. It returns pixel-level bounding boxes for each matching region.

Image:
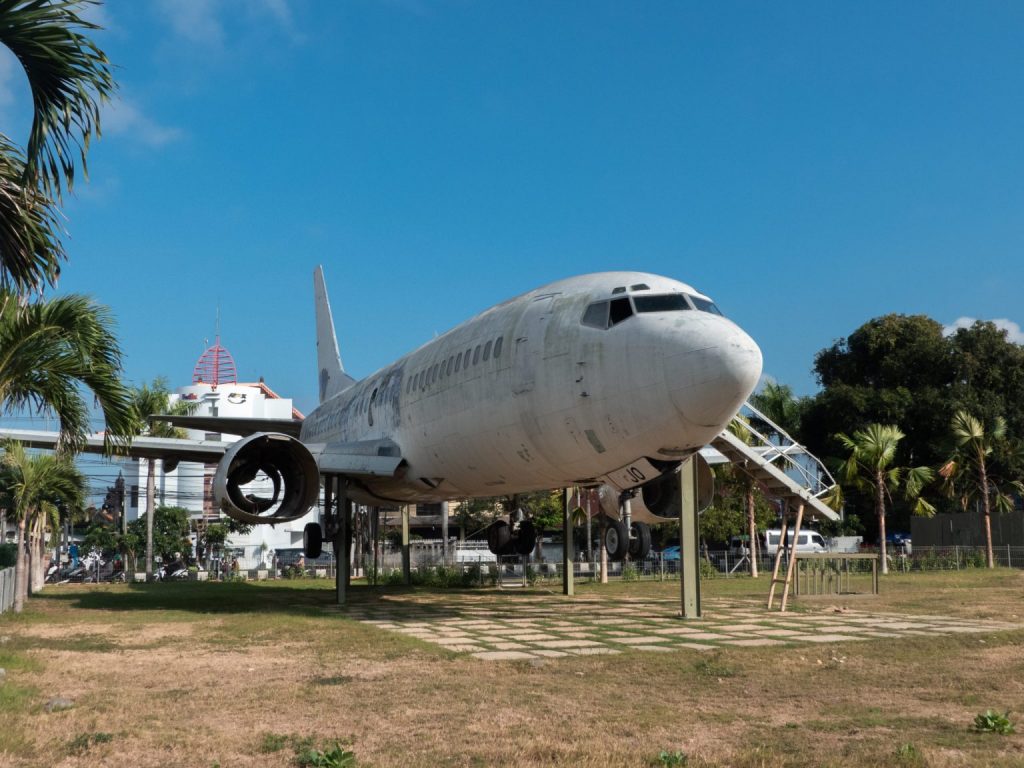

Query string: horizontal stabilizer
[147,414,303,439]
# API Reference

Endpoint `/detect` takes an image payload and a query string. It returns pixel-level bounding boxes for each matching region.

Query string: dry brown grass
[1,570,1023,767]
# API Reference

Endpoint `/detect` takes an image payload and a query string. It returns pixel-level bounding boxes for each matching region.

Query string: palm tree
[717,417,765,577]
[0,440,85,612]
[749,381,803,439]
[940,411,1023,569]
[128,379,194,580]
[834,424,935,574]
[0,0,114,295]
[0,291,134,453]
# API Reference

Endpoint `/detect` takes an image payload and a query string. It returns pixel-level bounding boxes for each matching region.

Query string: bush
[0,543,15,569]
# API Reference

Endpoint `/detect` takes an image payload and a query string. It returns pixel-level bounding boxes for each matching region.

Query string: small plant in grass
[67,732,113,755]
[622,563,639,581]
[259,732,289,753]
[973,709,1014,734]
[693,652,736,679]
[894,743,924,765]
[653,749,688,766]
[295,742,357,767]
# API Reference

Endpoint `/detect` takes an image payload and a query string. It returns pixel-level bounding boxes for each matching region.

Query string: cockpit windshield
[633,294,691,313]
[690,296,723,315]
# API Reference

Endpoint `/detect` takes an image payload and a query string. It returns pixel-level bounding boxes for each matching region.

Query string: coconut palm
[128,379,194,580]
[0,291,134,453]
[833,424,935,574]
[749,381,803,439]
[940,411,1023,568]
[0,439,85,612]
[0,0,114,295]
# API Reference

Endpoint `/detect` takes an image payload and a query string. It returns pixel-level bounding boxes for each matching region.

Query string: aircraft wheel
[629,522,652,560]
[604,519,629,561]
[303,522,323,559]
[487,520,511,554]
[514,519,537,555]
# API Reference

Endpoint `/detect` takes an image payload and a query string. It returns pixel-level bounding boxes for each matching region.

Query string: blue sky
[5,0,1024,417]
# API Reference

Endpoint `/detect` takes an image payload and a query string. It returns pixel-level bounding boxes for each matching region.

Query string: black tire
[629,522,652,560]
[604,519,629,561]
[487,520,511,554]
[303,522,323,559]
[514,519,537,555]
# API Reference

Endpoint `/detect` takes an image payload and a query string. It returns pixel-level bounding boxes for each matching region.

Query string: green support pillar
[679,457,702,619]
[335,481,350,606]
[401,504,411,586]
[562,488,575,596]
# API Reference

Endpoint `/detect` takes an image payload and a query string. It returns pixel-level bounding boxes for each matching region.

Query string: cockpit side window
[633,294,691,313]
[581,301,609,329]
[609,297,633,326]
[690,296,723,315]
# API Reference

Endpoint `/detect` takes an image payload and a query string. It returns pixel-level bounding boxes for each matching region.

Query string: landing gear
[303,522,323,559]
[486,518,537,556]
[604,518,629,560]
[629,522,652,560]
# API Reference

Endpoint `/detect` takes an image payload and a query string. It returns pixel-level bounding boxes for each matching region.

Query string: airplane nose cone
[666,325,762,428]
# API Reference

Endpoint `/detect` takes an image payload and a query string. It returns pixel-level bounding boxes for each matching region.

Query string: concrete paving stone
[532,650,571,658]
[435,636,474,644]
[631,645,677,652]
[858,631,902,637]
[569,647,622,656]
[720,638,787,647]
[590,618,637,625]
[752,629,807,637]
[497,633,556,642]
[443,644,485,652]
[493,642,528,650]
[675,642,717,651]
[651,627,705,636]
[472,651,537,661]
[610,636,672,645]
[716,623,768,632]
[674,632,732,640]
[535,639,605,649]
[801,634,865,643]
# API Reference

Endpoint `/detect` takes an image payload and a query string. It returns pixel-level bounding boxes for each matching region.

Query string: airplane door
[512,295,555,395]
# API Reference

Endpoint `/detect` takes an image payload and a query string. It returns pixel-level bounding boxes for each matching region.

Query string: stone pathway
[338,595,1021,661]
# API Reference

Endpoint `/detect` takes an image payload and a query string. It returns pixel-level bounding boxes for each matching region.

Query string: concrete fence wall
[0,566,14,614]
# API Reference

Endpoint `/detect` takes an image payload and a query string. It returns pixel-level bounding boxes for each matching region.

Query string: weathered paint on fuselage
[299,272,762,505]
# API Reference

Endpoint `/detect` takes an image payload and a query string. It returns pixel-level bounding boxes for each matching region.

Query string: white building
[125,340,320,567]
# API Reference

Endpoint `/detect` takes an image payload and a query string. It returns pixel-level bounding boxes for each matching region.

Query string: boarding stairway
[709,402,840,611]
[710,402,839,523]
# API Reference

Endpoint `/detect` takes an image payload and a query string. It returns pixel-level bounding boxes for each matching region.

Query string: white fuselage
[300,272,762,505]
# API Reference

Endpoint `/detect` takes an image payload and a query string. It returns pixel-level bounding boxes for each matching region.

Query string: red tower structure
[192,337,237,389]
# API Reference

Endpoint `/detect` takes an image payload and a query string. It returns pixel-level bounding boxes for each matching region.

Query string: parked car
[761,529,828,554]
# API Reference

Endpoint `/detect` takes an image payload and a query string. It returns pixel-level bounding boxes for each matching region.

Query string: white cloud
[157,0,224,47]
[103,97,183,148]
[943,317,1024,344]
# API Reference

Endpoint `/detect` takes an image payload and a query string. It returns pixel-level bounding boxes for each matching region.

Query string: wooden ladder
[766,501,805,612]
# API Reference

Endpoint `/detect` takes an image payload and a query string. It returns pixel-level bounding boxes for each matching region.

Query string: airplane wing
[0,428,231,462]
[146,414,303,438]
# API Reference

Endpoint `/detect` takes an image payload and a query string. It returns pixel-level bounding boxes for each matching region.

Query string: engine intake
[213,433,320,525]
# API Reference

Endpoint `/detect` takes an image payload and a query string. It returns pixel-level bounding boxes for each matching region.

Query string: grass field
[2,570,1024,767]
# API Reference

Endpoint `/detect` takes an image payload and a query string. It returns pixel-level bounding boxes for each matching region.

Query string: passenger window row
[405,335,504,395]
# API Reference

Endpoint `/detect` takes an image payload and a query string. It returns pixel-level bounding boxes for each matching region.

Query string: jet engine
[598,456,714,524]
[212,433,320,525]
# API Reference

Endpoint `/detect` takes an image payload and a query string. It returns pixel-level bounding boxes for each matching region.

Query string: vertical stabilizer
[314,266,356,403]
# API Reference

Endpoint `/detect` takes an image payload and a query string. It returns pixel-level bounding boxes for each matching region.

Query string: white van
[761,530,828,554]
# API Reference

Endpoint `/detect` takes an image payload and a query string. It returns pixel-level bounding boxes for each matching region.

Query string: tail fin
[314,266,356,403]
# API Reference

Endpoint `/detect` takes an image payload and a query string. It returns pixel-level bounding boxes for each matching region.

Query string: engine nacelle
[213,433,320,525]
[598,456,714,523]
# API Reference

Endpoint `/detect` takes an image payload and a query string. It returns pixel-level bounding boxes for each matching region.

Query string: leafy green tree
[0,0,114,295]
[832,424,935,574]
[130,505,191,566]
[749,381,806,439]
[0,439,85,611]
[940,411,1024,568]
[0,293,134,453]
[128,378,195,580]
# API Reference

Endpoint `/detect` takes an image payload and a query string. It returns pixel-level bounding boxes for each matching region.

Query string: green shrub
[973,710,1014,734]
[622,564,639,581]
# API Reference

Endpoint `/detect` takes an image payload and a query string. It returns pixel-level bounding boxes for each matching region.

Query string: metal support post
[562,488,574,596]
[679,457,701,619]
[335,480,350,606]
[402,505,411,586]
[440,501,450,566]
[599,514,608,584]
